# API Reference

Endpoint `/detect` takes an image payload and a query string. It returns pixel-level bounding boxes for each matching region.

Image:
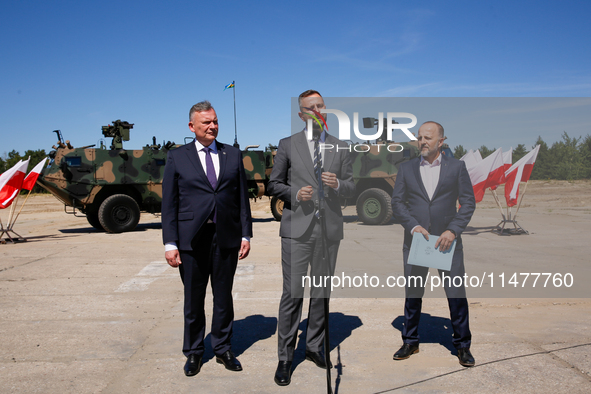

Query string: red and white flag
[502,147,513,172]
[463,148,504,203]
[22,158,48,191]
[473,149,482,162]
[504,145,540,207]
[0,158,30,209]
[460,149,482,170]
[490,147,512,191]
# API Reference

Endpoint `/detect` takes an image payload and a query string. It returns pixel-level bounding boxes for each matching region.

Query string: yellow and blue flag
[224,81,235,91]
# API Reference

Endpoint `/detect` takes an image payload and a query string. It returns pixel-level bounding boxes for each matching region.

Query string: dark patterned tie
[313,139,323,218]
[203,146,217,222]
[314,139,322,182]
[203,147,217,189]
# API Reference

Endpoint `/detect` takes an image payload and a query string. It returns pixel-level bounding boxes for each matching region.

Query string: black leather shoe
[393,343,419,360]
[216,350,242,371]
[184,354,203,377]
[457,348,475,367]
[305,350,332,369]
[274,361,292,386]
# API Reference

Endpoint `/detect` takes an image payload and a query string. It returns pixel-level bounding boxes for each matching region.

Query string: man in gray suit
[268,90,354,386]
[391,121,476,367]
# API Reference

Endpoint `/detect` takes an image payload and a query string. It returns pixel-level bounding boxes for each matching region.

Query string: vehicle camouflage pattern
[38,120,277,233]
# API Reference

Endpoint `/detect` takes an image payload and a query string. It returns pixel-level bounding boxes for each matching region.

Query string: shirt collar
[195,139,218,153]
[420,153,441,167]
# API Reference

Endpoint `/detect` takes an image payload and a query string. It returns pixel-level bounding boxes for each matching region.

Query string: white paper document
[408,232,456,271]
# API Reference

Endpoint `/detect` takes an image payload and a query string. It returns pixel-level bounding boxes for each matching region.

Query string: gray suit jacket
[391,153,475,251]
[268,130,354,241]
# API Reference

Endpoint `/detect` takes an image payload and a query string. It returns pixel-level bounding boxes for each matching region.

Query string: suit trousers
[179,224,239,357]
[401,247,472,349]
[277,219,340,361]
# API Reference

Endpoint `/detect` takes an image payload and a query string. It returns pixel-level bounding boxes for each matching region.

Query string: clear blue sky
[2,0,591,157]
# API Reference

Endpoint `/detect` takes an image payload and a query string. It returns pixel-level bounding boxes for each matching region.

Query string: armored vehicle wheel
[356,188,393,225]
[86,212,105,231]
[270,196,284,221]
[98,194,141,233]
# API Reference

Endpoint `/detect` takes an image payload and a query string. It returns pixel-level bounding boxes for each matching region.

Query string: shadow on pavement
[253,217,276,223]
[462,225,497,235]
[3,233,79,243]
[201,314,277,363]
[293,311,363,370]
[391,313,455,353]
[58,222,162,234]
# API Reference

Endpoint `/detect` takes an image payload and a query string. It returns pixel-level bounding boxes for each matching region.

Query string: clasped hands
[297,172,338,201]
[412,226,456,253]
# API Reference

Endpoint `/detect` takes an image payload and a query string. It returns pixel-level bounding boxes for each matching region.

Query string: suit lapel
[323,134,336,172]
[294,131,317,183]
[185,143,210,186]
[216,141,227,190]
[432,153,449,199]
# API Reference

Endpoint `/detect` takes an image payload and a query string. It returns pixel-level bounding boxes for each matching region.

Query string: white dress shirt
[419,154,441,200]
[410,153,442,234]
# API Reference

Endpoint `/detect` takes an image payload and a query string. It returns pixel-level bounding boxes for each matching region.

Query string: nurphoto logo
[305,109,418,152]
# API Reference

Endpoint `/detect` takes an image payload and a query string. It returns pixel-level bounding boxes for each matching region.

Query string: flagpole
[490,189,505,219]
[9,189,33,228]
[232,80,238,147]
[6,194,19,229]
[513,181,529,221]
[0,215,6,243]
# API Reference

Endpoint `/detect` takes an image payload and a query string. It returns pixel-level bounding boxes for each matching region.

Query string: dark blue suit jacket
[161,140,252,251]
[391,153,475,251]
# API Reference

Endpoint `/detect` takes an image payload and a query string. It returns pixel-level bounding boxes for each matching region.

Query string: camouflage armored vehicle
[38,120,276,232]
[241,145,283,220]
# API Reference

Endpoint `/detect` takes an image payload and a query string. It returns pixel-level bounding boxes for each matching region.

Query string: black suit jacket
[161,140,252,250]
[391,153,475,251]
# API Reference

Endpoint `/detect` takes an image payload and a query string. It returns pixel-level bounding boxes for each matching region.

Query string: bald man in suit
[391,121,476,367]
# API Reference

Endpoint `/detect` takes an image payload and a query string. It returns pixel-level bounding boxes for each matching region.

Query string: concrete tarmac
[1,183,590,393]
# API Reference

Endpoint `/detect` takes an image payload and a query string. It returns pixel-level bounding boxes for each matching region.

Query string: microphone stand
[315,141,333,394]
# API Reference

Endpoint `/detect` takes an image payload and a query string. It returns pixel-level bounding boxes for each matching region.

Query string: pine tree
[530,137,553,179]
[453,145,467,159]
[513,144,528,164]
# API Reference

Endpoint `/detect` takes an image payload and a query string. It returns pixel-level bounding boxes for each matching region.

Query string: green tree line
[453,132,591,180]
[0,149,49,193]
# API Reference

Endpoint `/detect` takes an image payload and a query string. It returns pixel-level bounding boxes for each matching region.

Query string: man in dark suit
[162,100,253,377]
[391,121,476,367]
[268,90,354,386]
